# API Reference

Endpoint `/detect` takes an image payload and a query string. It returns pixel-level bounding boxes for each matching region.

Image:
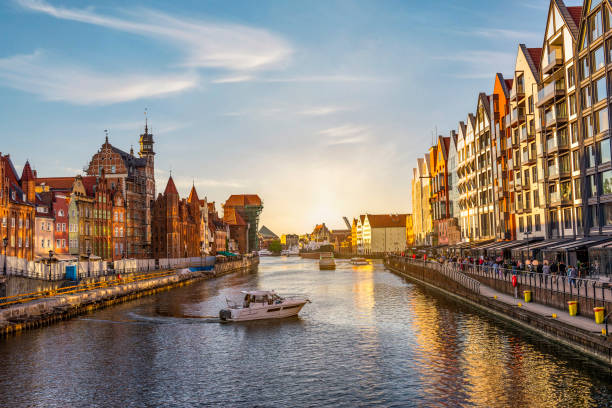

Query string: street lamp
[48,250,54,280]
[3,236,8,275]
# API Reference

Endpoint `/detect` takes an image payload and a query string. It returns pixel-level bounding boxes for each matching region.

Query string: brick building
[223,195,263,252]
[151,176,200,259]
[224,206,248,253]
[86,126,155,259]
[0,155,35,260]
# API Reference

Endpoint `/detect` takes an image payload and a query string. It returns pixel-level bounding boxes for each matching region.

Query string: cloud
[16,0,292,71]
[261,75,383,83]
[299,106,350,116]
[211,75,254,84]
[0,51,198,104]
[318,124,369,146]
[433,50,515,79]
[175,178,245,189]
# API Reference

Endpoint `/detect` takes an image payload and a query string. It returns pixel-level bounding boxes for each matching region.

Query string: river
[0,257,610,407]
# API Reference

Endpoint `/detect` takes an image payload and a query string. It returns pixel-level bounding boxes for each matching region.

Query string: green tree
[268,240,282,254]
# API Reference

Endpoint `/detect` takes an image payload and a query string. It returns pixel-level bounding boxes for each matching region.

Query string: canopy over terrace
[471,240,499,257]
[510,239,566,261]
[588,241,612,276]
[486,240,529,259]
[541,236,612,266]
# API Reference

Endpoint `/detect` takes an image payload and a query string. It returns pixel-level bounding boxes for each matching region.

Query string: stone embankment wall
[0,257,258,336]
[385,258,612,367]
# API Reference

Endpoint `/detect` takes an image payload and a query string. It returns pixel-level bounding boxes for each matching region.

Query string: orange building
[430,136,460,245]
[492,73,515,240]
[0,154,35,260]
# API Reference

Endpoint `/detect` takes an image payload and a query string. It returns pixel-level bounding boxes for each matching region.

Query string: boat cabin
[241,290,282,307]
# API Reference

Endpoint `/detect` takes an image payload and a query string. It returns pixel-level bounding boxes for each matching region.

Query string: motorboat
[350,257,369,265]
[319,252,336,270]
[219,290,309,322]
[258,249,273,256]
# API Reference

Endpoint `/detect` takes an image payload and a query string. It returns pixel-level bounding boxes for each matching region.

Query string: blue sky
[0,0,581,234]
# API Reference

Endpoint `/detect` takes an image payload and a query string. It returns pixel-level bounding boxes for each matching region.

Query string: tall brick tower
[139,115,156,257]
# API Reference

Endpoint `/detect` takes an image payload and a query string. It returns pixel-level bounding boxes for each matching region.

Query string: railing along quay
[387,255,481,295]
[390,256,610,319]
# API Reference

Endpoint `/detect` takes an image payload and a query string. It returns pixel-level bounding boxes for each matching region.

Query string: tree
[268,240,282,254]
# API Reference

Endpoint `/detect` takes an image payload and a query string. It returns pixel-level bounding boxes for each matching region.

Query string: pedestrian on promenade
[559,261,566,276]
[550,262,558,276]
[568,265,577,288]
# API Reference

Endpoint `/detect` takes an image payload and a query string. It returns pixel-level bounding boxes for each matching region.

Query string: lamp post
[3,236,8,275]
[48,250,54,280]
[87,247,92,278]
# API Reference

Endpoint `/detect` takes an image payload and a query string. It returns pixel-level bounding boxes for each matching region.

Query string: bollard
[523,290,532,303]
[567,301,578,316]
[593,307,605,324]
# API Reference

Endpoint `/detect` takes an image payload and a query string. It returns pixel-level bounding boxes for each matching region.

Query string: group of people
[405,253,587,287]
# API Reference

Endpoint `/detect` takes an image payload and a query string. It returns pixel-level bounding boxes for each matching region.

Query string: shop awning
[542,236,612,253]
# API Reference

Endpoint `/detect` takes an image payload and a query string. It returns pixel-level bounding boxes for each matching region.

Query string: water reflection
[0,256,609,407]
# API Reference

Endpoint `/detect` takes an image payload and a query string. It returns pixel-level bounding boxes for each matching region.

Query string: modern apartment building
[576,1,612,235]
[509,44,545,240]
[458,115,480,242]
[537,1,582,239]
[474,93,496,242]
[412,157,432,246]
[492,73,514,240]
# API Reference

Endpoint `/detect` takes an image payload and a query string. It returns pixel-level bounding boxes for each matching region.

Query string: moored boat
[219,290,309,322]
[319,252,336,270]
[350,257,369,265]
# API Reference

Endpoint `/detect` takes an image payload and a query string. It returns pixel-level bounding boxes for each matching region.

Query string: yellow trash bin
[594,307,605,324]
[523,290,532,303]
[568,301,578,316]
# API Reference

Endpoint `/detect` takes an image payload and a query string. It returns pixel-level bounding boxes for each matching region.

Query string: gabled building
[446,130,462,245]
[509,44,545,240]
[474,93,496,242]
[458,115,479,241]
[223,195,263,252]
[537,1,582,239]
[430,135,456,245]
[363,214,409,253]
[575,1,611,235]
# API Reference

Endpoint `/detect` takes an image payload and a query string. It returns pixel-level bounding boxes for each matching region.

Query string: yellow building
[362,214,409,253]
[411,157,433,246]
[406,213,414,247]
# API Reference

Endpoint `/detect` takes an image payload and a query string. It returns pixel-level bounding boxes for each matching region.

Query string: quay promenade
[385,256,612,366]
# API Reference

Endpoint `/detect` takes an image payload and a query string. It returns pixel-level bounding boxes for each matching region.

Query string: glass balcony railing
[550,190,560,203]
[548,166,559,178]
[537,81,565,107]
[511,107,525,125]
[543,49,562,74]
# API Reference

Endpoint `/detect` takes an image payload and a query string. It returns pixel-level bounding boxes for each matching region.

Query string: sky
[0,0,583,235]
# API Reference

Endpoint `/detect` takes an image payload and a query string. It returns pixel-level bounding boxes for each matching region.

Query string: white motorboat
[350,257,369,265]
[219,290,309,322]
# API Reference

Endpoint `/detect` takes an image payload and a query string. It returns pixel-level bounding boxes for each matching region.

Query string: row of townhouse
[351,214,409,253]
[411,0,612,258]
[2,121,262,263]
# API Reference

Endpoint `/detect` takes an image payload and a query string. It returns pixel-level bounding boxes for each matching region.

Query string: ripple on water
[0,256,610,408]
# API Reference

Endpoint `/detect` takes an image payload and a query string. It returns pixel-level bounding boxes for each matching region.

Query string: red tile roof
[224,194,262,207]
[367,214,408,228]
[35,177,75,191]
[527,48,542,69]
[187,185,199,203]
[567,7,582,28]
[164,176,178,195]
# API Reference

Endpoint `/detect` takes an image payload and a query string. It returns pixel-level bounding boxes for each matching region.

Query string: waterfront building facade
[510,45,545,240]
[537,2,582,239]
[576,1,612,236]
[34,195,54,259]
[458,116,479,241]
[406,214,414,247]
[223,195,263,252]
[0,155,36,260]
[474,93,496,242]
[492,73,514,240]
[86,128,155,259]
[112,189,126,260]
[363,214,408,253]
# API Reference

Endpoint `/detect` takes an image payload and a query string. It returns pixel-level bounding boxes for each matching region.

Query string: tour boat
[319,252,336,270]
[350,257,369,265]
[219,290,309,322]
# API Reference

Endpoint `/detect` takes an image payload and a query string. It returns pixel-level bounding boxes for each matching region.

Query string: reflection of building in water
[352,271,375,320]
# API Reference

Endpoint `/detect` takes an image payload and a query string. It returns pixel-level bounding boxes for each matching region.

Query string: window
[576,207,583,230]
[595,107,609,134]
[597,138,611,164]
[18,237,21,248]
[569,94,577,116]
[535,214,541,231]
[591,205,600,228]
[573,150,581,171]
[25,219,28,229]
[1,217,5,227]
[571,121,579,143]
[47,240,50,249]
[584,116,594,140]
[534,190,539,207]
[519,217,524,233]
[564,208,572,229]
[580,56,590,80]
[11,218,15,228]
[56,239,60,248]
[532,166,538,182]
[582,85,592,109]
[594,76,607,103]
[589,174,598,197]
[590,10,603,42]
[602,170,612,194]
[586,144,596,168]
[41,239,44,248]
[568,66,575,88]
[575,179,582,199]
[593,46,605,72]
[604,203,612,225]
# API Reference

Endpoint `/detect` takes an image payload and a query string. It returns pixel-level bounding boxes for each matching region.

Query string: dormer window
[11,191,15,200]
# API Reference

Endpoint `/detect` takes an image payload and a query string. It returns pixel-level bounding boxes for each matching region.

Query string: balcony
[544,109,567,129]
[537,81,565,108]
[522,176,531,189]
[548,166,559,179]
[511,107,525,127]
[523,151,536,166]
[549,190,561,205]
[510,84,525,101]
[546,132,570,154]
[542,49,563,75]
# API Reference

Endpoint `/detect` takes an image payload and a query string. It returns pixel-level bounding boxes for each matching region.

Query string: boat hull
[220,301,307,322]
